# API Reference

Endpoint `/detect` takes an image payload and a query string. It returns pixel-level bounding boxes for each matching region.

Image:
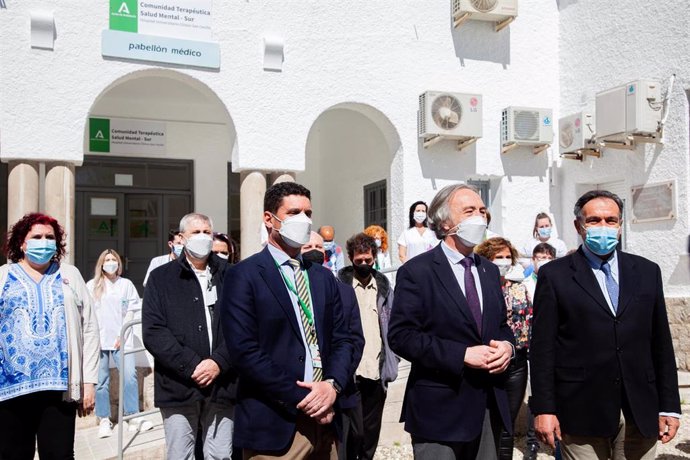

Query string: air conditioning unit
[501,106,553,153]
[559,112,600,160]
[452,0,518,31]
[595,80,662,146]
[419,91,483,150]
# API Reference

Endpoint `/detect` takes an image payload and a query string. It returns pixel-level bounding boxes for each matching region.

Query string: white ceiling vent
[419,91,483,151]
[452,0,518,32]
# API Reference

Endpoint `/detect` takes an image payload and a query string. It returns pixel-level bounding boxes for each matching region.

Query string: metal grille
[514,110,540,140]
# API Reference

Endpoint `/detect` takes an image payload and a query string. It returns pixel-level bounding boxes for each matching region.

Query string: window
[227,163,241,251]
[467,179,491,208]
[363,180,387,231]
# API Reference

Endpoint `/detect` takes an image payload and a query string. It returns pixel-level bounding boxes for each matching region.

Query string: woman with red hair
[363,225,391,271]
[0,213,100,458]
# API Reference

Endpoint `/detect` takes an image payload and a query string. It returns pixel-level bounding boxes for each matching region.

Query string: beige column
[7,161,40,227]
[269,172,296,185]
[44,163,76,264]
[240,171,267,260]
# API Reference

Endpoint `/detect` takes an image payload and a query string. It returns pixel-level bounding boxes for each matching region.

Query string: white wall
[299,108,393,260]
[557,0,690,296]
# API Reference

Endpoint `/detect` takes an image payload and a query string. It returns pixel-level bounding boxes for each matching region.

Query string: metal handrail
[117,317,160,460]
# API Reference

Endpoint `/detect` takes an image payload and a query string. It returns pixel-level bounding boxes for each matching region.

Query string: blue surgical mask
[25,239,57,264]
[537,227,552,239]
[324,241,336,252]
[584,226,619,256]
[172,244,184,257]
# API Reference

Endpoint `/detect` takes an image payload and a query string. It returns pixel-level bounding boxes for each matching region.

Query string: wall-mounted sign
[104,0,219,69]
[89,117,166,154]
[630,180,676,223]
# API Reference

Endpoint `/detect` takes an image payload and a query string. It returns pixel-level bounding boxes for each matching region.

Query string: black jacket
[530,248,681,438]
[142,251,236,407]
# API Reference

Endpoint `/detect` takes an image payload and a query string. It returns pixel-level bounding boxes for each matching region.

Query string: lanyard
[273,259,314,326]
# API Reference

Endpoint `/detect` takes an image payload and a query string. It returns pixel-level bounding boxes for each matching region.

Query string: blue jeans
[96,349,139,418]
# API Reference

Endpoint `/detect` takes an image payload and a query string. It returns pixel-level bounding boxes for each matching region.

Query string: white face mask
[102,261,119,275]
[413,211,427,224]
[273,213,312,248]
[185,233,213,259]
[452,215,487,248]
[535,259,551,273]
[493,259,512,276]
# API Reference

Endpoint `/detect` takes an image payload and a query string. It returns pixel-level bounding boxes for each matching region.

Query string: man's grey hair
[573,190,624,223]
[428,183,481,239]
[179,213,214,233]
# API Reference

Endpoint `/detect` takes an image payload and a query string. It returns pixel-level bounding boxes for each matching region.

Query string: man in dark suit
[388,183,515,460]
[221,182,353,459]
[530,190,681,459]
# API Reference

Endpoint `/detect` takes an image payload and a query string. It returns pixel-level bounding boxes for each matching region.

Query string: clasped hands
[296,380,337,425]
[464,340,512,374]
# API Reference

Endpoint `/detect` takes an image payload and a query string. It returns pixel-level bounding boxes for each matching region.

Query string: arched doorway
[78,69,237,292]
[298,103,402,261]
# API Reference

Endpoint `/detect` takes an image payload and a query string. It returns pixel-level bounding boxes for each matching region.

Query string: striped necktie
[287,259,323,381]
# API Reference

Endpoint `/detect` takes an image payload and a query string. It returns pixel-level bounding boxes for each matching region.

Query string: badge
[206,286,217,306]
[309,343,323,369]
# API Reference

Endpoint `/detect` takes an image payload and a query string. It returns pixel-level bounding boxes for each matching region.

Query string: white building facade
[1,1,689,365]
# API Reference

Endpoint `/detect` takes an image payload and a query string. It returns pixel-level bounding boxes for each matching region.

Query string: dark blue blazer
[530,248,681,438]
[335,281,365,410]
[388,244,514,443]
[221,246,354,451]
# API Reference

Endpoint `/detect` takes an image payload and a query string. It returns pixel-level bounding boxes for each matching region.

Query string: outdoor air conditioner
[501,106,553,154]
[419,91,483,150]
[595,80,662,146]
[452,0,518,31]
[559,112,601,161]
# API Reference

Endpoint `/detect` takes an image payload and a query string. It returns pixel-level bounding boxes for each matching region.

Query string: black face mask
[353,263,374,279]
[302,250,325,265]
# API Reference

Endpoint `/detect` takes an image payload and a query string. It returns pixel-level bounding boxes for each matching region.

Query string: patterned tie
[600,261,619,313]
[287,259,323,381]
[460,256,482,334]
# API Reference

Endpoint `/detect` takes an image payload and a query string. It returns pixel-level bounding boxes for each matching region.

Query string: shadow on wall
[451,19,510,68]
[417,138,477,184]
[500,146,549,179]
[556,0,579,11]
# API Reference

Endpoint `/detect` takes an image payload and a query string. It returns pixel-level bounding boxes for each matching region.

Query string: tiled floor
[71,412,166,460]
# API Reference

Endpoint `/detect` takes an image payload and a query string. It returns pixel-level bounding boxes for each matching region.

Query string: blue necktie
[600,261,619,313]
[460,256,482,333]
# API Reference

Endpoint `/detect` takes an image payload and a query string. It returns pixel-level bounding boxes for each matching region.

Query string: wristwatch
[325,378,342,394]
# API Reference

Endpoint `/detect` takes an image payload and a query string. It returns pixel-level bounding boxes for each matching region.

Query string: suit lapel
[476,257,497,339]
[571,249,614,317]
[257,247,302,340]
[616,251,637,317]
[430,246,481,339]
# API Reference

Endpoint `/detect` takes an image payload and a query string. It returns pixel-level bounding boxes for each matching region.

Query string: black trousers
[340,377,387,460]
[498,349,528,460]
[0,390,77,460]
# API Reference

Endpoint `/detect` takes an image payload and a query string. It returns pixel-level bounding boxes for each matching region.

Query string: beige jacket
[0,263,100,402]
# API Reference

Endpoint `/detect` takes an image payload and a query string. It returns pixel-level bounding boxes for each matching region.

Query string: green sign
[89,118,110,153]
[109,0,138,33]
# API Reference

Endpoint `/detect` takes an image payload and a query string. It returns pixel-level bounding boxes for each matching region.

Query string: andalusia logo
[110,0,138,33]
[89,118,110,153]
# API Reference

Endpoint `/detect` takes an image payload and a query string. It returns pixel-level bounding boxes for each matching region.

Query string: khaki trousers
[561,412,656,460]
[244,413,337,460]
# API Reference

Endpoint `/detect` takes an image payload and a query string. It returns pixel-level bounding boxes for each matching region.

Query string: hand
[487,340,512,374]
[535,414,561,449]
[463,345,495,369]
[191,359,221,388]
[659,415,680,444]
[315,408,335,425]
[78,383,95,417]
[296,381,337,418]
[114,337,121,351]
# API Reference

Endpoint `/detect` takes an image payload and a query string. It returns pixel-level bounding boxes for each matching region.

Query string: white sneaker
[98,419,113,439]
[139,419,154,432]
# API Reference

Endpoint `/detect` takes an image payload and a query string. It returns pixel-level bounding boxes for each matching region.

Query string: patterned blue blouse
[0,263,69,401]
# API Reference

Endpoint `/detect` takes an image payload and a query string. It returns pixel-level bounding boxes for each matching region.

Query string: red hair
[4,213,67,263]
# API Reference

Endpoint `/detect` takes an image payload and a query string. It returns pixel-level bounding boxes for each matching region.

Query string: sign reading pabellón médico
[89,117,166,154]
[103,0,219,69]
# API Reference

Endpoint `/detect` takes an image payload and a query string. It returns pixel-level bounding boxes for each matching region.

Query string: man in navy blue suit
[221,182,353,459]
[388,183,515,460]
